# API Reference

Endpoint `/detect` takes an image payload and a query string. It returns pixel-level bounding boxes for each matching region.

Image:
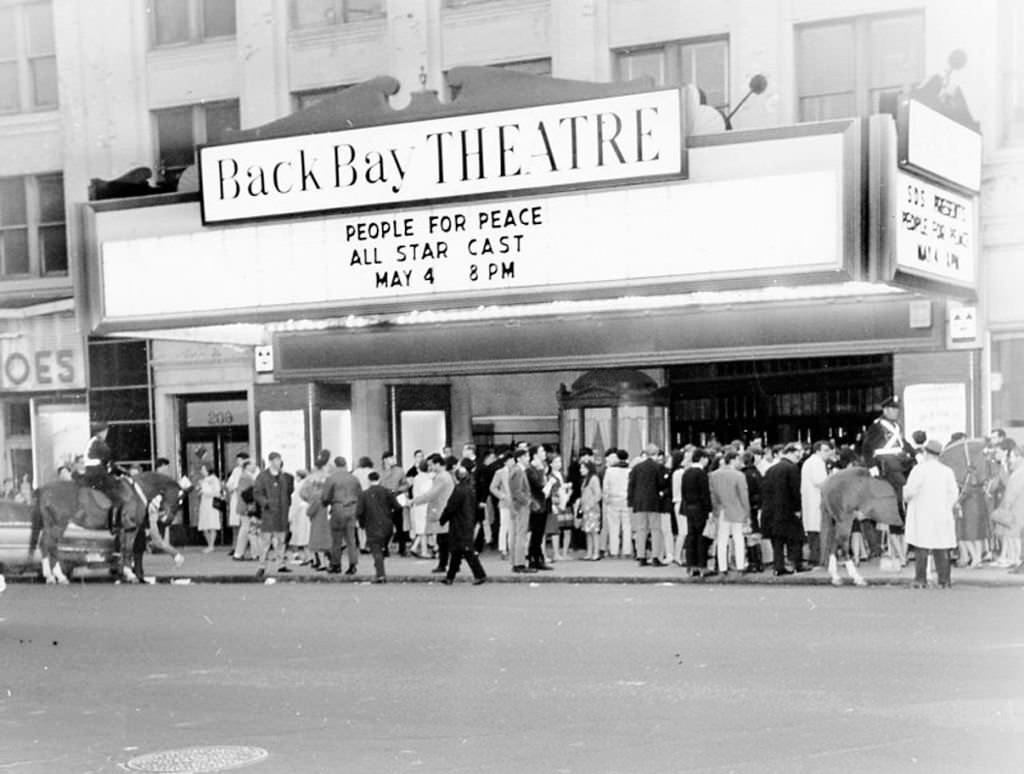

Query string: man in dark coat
[440,459,488,585]
[356,471,402,583]
[741,451,764,572]
[761,443,810,576]
[628,444,667,566]
[322,456,363,575]
[253,452,294,580]
[525,445,552,571]
[681,449,713,577]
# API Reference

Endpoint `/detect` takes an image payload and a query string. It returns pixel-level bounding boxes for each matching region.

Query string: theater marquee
[198,89,684,224]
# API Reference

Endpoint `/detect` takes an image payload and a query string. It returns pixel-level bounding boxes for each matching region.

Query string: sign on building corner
[254,345,274,373]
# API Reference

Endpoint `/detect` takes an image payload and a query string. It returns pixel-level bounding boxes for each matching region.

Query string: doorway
[179,392,250,541]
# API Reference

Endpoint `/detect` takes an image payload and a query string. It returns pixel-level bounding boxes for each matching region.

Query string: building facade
[0,0,1017,486]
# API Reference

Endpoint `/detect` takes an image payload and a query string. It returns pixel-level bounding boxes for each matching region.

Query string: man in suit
[321,456,363,575]
[525,445,553,571]
[628,444,667,567]
[508,447,534,573]
[709,450,750,574]
[761,443,810,576]
[409,453,455,574]
[357,471,403,583]
[681,449,713,577]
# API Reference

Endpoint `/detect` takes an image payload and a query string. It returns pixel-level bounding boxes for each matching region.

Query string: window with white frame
[0,173,66,278]
[290,0,384,28]
[150,0,236,47]
[796,11,924,122]
[153,100,240,185]
[0,1,57,114]
[616,37,729,112]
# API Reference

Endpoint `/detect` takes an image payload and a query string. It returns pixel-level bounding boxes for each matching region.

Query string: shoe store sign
[0,313,84,392]
[198,89,684,225]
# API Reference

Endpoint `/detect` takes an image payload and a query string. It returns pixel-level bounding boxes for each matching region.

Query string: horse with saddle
[27,446,185,584]
[819,438,996,586]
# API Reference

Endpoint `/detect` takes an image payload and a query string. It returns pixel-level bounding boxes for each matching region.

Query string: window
[0,1,57,113]
[616,38,729,112]
[290,0,384,28]
[0,173,66,278]
[796,12,924,122]
[292,83,352,111]
[150,0,236,47]
[153,100,240,185]
[87,338,155,468]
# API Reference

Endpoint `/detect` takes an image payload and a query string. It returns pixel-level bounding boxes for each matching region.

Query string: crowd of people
[12,403,1020,590]
[203,398,1024,588]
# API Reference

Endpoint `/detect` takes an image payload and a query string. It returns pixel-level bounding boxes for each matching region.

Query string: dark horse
[28,472,184,584]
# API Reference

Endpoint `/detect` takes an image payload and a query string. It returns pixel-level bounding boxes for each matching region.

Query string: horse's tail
[28,491,43,557]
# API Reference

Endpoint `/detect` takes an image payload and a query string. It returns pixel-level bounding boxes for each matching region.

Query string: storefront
[0,305,88,488]
[80,68,981,471]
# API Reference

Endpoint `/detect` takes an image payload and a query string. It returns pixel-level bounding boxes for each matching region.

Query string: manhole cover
[125,745,268,773]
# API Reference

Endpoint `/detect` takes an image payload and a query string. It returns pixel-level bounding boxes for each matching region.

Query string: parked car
[0,499,117,578]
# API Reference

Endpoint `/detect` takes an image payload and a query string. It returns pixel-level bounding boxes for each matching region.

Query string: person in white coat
[800,441,833,566]
[904,439,959,588]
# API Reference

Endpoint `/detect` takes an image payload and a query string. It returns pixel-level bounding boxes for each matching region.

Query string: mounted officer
[82,421,129,526]
[861,396,916,516]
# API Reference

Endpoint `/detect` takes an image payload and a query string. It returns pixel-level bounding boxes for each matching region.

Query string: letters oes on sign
[2,349,76,387]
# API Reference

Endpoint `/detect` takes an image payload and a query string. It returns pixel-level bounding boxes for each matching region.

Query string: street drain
[125,745,268,773]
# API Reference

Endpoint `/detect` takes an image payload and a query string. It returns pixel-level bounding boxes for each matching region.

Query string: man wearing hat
[861,396,916,514]
[904,439,959,588]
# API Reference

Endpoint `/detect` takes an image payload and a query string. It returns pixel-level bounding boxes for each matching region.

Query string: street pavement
[4,543,1024,588]
[1,581,1023,773]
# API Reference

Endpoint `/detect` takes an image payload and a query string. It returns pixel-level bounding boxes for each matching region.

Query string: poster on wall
[32,402,89,486]
[903,383,967,448]
[320,410,353,469]
[258,410,307,473]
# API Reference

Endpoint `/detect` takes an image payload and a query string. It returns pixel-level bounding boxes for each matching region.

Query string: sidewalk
[9,546,1024,587]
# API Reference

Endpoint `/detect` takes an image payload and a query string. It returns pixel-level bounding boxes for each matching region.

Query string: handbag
[212,495,227,512]
[702,513,719,540]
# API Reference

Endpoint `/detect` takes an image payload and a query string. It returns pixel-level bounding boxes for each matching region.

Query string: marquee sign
[900,99,982,193]
[198,89,684,224]
[895,171,975,289]
[102,167,843,323]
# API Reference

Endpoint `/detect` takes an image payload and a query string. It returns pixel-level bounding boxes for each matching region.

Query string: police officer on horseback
[83,421,128,522]
[861,396,916,515]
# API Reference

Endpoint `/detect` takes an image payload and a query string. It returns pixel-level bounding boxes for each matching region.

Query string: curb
[4,571,1023,588]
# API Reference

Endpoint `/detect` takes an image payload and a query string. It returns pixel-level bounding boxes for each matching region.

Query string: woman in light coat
[409,460,435,558]
[196,463,222,553]
[904,440,959,588]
